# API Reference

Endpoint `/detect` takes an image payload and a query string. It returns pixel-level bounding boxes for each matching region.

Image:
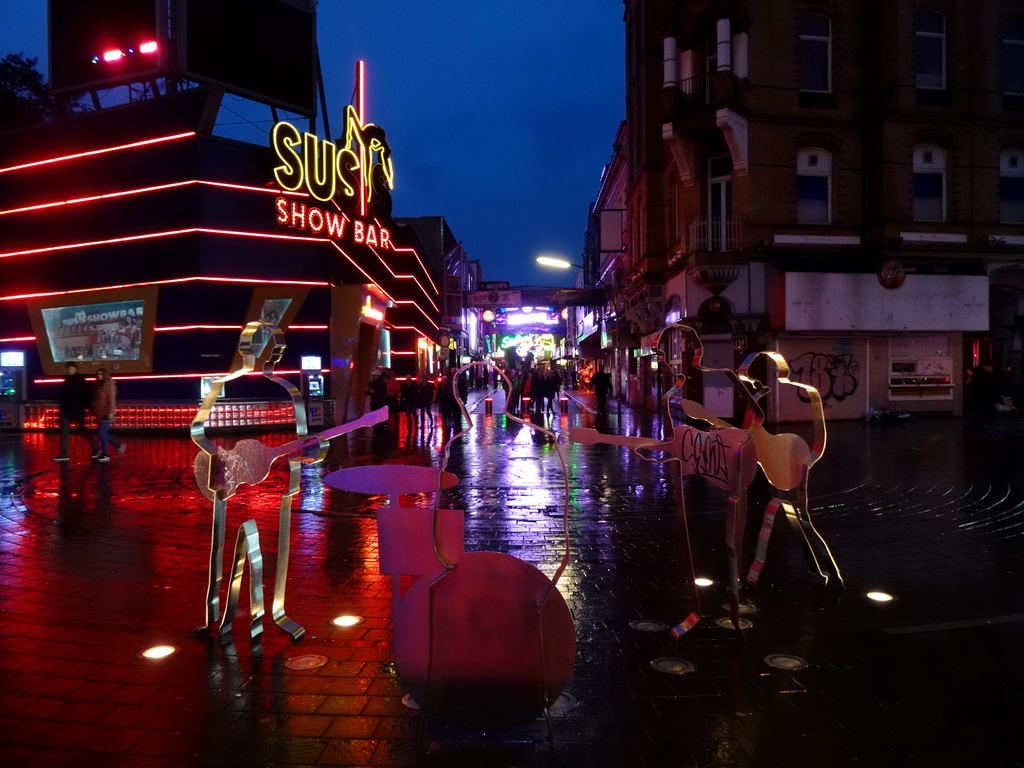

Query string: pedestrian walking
[416,376,435,426]
[592,366,613,415]
[400,377,418,430]
[53,361,93,462]
[90,367,125,462]
[365,370,389,434]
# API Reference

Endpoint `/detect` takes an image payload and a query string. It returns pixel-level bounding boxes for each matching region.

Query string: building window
[912,145,947,222]
[799,14,831,93]
[1000,149,1024,223]
[705,29,717,102]
[796,148,831,224]
[1002,18,1024,96]
[915,10,946,90]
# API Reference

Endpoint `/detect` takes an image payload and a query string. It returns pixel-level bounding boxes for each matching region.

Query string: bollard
[484,397,493,414]
[560,396,569,414]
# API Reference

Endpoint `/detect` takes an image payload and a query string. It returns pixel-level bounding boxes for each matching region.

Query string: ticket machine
[0,351,26,430]
[300,356,325,426]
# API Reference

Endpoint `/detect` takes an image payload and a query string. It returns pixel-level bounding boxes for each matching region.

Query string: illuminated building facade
[0,87,443,428]
[601,0,1024,419]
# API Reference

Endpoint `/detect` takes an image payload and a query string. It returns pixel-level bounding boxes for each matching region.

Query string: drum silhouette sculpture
[326,361,575,727]
[571,323,763,636]
[191,321,387,641]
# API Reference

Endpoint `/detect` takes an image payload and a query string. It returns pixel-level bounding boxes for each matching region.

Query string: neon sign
[506,311,559,327]
[273,199,392,249]
[271,105,393,215]
[271,105,395,248]
[499,333,556,353]
[361,298,385,322]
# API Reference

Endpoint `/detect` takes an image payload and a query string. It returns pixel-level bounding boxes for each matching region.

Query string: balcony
[689,215,744,253]
[685,216,747,294]
[662,73,742,135]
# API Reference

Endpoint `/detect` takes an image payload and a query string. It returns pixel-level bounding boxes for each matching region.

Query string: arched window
[799,14,832,93]
[913,144,947,222]
[796,147,832,224]
[915,10,946,90]
[1000,148,1024,223]
[1002,18,1024,96]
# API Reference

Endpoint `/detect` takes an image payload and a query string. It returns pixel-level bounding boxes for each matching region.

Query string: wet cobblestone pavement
[2,389,1024,766]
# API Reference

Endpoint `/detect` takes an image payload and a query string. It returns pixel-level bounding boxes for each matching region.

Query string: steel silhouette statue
[571,323,764,636]
[191,320,387,641]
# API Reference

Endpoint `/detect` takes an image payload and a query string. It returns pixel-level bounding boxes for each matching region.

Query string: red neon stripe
[34,368,309,385]
[383,237,441,295]
[0,180,303,217]
[154,323,328,332]
[331,241,439,315]
[0,335,35,342]
[0,227,330,260]
[0,276,328,302]
[0,132,196,174]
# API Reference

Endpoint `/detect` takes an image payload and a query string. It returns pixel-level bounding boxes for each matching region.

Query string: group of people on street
[365,361,616,434]
[504,366,563,415]
[53,362,126,462]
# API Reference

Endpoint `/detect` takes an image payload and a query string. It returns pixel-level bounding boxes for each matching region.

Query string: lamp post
[536,255,583,271]
[536,255,596,391]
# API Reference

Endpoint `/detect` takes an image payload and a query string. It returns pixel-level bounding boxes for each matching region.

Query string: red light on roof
[139,41,158,54]
[103,49,125,62]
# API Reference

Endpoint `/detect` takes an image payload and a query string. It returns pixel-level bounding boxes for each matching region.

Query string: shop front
[0,87,443,430]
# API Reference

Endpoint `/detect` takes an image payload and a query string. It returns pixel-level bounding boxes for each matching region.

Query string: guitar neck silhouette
[195,406,389,500]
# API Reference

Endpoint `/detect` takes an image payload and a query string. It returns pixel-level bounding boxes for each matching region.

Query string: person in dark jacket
[53,361,93,462]
[365,370,389,434]
[592,366,613,415]
[400,377,418,430]
[416,376,435,426]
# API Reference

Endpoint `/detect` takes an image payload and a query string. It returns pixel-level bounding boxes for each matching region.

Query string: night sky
[0,1,625,288]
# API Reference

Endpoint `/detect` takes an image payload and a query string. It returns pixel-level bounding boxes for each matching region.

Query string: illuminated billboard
[27,285,159,374]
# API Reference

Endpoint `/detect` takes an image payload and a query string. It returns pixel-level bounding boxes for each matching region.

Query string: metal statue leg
[724,490,748,638]
[219,520,266,642]
[272,461,305,640]
[201,495,228,631]
[746,498,783,585]
[783,501,844,589]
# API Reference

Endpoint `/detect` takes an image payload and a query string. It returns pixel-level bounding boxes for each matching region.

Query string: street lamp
[536,255,583,271]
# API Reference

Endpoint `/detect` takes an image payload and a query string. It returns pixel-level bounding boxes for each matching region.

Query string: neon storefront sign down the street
[499,333,557,354]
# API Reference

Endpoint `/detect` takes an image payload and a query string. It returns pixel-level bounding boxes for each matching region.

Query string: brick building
[590,0,1024,420]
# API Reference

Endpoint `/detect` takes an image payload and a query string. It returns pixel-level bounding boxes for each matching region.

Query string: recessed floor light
[138,645,177,660]
[629,619,668,633]
[694,577,714,587]
[866,591,895,602]
[284,654,328,671]
[650,657,696,675]
[715,617,753,630]
[764,653,809,671]
[331,614,365,627]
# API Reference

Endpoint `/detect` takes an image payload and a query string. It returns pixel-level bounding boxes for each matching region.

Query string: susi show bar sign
[270,104,395,249]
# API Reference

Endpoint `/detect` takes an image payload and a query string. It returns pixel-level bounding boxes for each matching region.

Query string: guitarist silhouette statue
[191,320,387,641]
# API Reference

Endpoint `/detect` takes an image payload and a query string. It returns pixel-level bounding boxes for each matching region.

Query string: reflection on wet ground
[2,388,1024,766]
